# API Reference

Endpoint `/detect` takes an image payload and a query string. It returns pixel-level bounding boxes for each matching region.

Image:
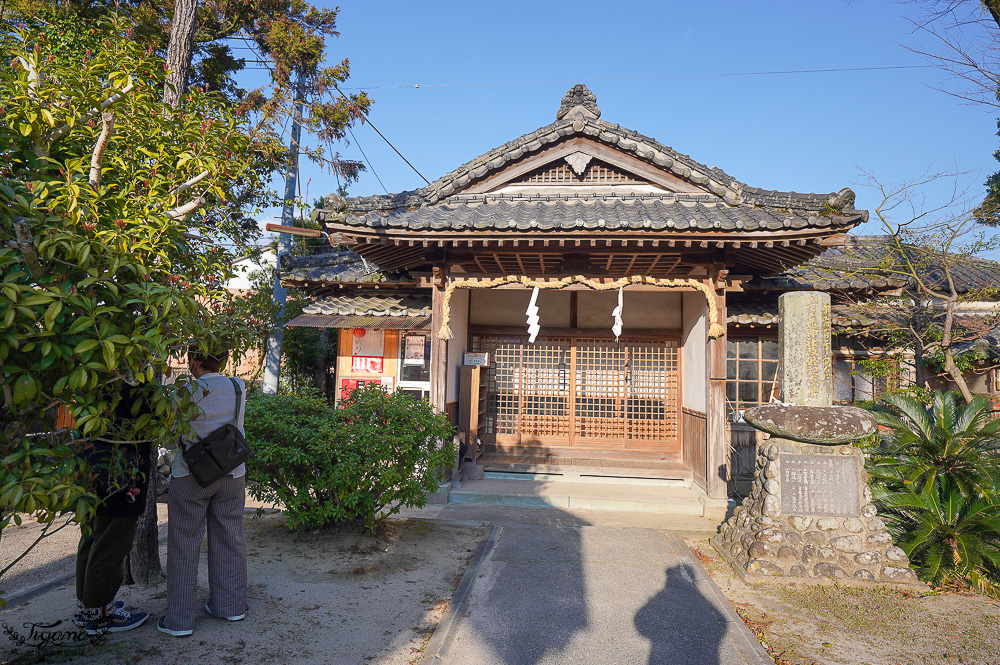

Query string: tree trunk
[943,348,975,403]
[987,0,1000,30]
[914,343,926,389]
[164,0,199,108]
[125,444,163,586]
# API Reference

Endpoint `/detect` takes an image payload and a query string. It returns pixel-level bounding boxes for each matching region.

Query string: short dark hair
[188,345,229,373]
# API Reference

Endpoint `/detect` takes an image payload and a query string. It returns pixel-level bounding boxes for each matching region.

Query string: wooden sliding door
[471,333,680,453]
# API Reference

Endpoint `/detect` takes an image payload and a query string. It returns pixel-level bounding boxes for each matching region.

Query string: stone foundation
[711,438,921,586]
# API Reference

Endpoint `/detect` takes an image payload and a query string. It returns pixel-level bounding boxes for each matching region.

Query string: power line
[332,83,431,185]
[339,65,935,91]
[348,125,388,196]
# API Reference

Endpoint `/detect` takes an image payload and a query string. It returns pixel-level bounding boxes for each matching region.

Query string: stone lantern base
[711,438,922,586]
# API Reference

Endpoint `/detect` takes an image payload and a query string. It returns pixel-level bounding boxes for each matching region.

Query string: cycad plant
[866,391,1000,593]
[873,478,1000,594]
[867,391,1000,497]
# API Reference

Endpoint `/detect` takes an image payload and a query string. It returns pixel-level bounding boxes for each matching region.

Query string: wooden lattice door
[472,334,680,453]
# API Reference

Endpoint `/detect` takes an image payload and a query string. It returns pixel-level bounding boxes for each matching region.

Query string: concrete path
[420,523,772,665]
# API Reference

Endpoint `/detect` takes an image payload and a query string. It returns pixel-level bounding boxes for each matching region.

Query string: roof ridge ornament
[556,84,601,121]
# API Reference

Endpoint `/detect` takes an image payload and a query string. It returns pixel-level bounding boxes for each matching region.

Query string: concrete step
[484,471,691,487]
[447,477,706,516]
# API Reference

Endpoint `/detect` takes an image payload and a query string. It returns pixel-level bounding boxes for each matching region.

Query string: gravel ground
[1,507,487,665]
[686,536,1000,665]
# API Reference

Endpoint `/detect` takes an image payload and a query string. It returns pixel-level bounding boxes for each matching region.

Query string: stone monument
[712,292,920,585]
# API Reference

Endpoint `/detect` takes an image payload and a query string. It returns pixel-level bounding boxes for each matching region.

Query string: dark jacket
[81,385,154,518]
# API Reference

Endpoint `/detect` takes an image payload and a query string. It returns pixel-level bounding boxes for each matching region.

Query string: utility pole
[263,71,306,394]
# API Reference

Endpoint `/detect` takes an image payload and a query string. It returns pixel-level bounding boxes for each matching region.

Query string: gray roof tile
[744,235,1000,293]
[316,87,863,228]
[304,294,430,317]
[320,194,860,233]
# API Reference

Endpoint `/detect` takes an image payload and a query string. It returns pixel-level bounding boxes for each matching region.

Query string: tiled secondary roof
[745,235,1000,293]
[278,251,388,283]
[320,193,857,233]
[727,302,875,329]
[315,85,866,234]
[302,294,430,317]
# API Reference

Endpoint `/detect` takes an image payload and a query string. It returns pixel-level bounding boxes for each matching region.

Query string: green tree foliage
[866,391,1000,593]
[244,386,455,532]
[7,0,373,178]
[0,14,268,578]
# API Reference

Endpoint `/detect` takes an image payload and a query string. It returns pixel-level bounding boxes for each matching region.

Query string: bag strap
[228,376,244,427]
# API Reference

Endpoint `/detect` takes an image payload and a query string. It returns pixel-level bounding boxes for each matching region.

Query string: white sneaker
[156,616,193,637]
[205,602,245,621]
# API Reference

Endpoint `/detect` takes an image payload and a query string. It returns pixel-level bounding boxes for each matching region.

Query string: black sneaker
[84,604,148,635]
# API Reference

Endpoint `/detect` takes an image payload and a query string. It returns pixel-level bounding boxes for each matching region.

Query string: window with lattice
[517,159,645,184]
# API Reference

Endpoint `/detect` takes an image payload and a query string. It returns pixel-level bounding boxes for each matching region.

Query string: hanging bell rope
[435,274,726,340]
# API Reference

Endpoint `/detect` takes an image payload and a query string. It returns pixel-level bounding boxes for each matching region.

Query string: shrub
[865,390,1000,594]
[867,392,1000,497]
[875,478,1000,594]
[244,386,455,531]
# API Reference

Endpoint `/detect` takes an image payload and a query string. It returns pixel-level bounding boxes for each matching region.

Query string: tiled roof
[727,302,874,329]
[286,314,429,330]
[320,192,859,233]
[278,251,388,283]
[302,294,431,318]
[316,85,866,234]
[745,236,1000,293]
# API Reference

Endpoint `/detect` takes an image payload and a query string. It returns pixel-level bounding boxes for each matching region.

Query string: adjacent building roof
[744,235,1000,293]
[285,294,431,330]
[278,251,386,284]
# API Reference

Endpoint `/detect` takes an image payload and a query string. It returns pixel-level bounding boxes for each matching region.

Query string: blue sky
[259,1,998,243]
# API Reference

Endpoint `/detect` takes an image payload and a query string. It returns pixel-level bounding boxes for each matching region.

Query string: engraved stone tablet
[780,454,860,516]
[778,292,832,407]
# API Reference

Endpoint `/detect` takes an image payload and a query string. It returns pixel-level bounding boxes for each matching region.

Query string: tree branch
[0,514,75,581]
[12,219,44,280]
[47,83,135,146]
[169,170,210,196]
[164,197,204,220]
[89,113,114,188]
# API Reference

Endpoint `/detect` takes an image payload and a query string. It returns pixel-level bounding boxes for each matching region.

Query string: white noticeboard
[351,329,384,357]
[464,353,490,367]
[403,334,426,365]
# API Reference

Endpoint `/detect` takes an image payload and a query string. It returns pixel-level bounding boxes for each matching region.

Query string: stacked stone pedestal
[711,438,919,585]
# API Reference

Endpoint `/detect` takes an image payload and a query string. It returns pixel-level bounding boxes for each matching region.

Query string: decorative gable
[515,157,648,185]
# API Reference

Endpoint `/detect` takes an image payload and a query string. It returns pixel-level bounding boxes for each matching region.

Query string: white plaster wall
[682,291,707,411]
[446,288,470,404]
[577,291,681,329]
[469,290,571,327]
[469,289,681,329]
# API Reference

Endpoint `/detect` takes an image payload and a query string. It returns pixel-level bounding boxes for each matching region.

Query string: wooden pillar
[429,266,448,414]
[705,273,728,500]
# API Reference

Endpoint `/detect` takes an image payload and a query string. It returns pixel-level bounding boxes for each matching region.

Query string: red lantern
[353,328,366,338]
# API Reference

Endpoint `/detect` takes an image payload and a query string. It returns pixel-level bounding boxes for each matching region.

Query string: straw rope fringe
[436,275,726,340]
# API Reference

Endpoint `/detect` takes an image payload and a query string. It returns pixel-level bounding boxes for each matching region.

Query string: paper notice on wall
[380,376,394,390]
[403,334,426,365]
[351,356,384,374]
[351,329,384,357]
